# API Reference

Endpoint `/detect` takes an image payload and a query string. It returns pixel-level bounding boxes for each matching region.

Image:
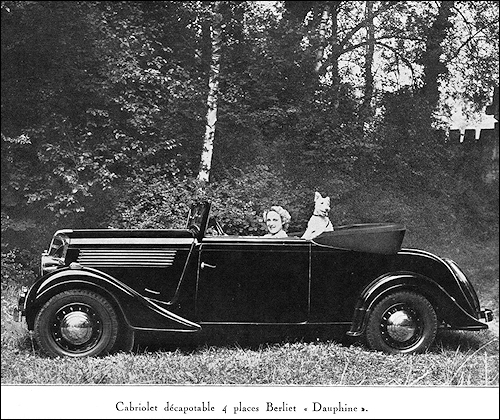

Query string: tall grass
[1,334,498,385]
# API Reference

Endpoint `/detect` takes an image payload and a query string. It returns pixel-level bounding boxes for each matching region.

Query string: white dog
[301,191,334,240]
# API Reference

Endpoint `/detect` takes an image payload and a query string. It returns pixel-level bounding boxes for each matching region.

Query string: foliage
[1,248,37,288]
[371,89,452,189]
[1,1,498,286]
[443,1,500,114]
[1,1,206,219]
[109,167,303,235]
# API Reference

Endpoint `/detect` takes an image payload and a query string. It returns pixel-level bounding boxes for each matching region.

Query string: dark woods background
[2,1,499,287]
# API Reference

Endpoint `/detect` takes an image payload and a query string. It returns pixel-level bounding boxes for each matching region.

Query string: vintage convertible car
[14,201,493,357]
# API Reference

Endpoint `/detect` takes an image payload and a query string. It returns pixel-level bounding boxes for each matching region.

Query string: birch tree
[286,1,399,111]
[198,3,223,183]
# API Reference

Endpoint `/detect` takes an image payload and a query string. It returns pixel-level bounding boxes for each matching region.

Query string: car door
[196,238,310,323]
[308,246,396,322]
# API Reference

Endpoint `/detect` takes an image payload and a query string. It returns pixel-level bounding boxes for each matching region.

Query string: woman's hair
[263,205,291,231]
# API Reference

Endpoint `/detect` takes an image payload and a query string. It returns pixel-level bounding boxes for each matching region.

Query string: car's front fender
[23,265,200,333]
[347,272,489,337]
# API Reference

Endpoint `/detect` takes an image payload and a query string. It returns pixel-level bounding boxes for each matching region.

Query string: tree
[1,1,207,222]
[1,0,498,250]
[360,0,375,119]
[418,0,454,110]
[442,1,499,116]
[284,1,400,109]
[198,2,223,183]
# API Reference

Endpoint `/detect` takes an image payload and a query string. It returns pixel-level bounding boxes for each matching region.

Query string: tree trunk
[420,0,454,109]
[314,7,330,73]
[198,6,223,183]
[329,2,340,112]
[361,0,375,119]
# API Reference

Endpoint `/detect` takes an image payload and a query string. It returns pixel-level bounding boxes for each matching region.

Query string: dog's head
[313,191,330,217]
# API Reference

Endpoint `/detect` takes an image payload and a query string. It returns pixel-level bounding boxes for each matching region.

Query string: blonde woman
[263,205,291,238]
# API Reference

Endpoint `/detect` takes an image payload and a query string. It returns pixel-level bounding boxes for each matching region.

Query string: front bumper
[12,286,28,322]
[479,309,494,323]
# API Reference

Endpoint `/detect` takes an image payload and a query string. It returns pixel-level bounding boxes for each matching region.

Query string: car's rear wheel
[34,289,119,357]
[365,291,437,354]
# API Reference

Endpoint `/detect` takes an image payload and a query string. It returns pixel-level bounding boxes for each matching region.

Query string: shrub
[1,249,37,289]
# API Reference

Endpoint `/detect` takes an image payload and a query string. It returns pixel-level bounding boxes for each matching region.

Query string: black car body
[15,201,493,357]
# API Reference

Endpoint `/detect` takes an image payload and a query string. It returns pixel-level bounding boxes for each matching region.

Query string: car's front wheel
[34,289,119,357]
[365,291,437,354]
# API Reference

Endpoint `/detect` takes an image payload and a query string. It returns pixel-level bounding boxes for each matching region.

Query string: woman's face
[266,210,283,235]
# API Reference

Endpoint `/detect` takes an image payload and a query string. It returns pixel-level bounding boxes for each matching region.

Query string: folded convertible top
[312,223,406,254]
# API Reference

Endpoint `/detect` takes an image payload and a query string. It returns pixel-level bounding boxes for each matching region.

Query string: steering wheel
[188,224,200,236]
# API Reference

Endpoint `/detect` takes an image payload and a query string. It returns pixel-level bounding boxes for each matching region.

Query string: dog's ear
[314,191,322,201]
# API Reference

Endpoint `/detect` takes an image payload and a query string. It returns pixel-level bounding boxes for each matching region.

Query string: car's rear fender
[347,272,489,337]
[23,266,200,333]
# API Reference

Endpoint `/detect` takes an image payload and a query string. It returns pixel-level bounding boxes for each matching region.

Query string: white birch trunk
[314,8,330,73]
[198,9,222,183]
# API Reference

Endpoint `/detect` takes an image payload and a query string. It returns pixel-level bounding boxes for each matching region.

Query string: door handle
[201,262,216,269]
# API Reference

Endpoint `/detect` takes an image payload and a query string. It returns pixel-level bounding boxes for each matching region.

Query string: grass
[1,333,498,385]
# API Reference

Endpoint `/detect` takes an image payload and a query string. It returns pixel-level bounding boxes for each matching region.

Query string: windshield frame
[185,201,211,240]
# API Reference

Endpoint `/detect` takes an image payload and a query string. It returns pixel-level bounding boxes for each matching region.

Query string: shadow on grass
[6,322,497,358]
[432,329,498,355]
[133,326,498,357]
[132,325,353,355]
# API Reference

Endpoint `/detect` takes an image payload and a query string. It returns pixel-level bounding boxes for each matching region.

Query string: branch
[341,34,425,55]
[338,1,400,50]
[444,18,499,64]
[375,41,417,83]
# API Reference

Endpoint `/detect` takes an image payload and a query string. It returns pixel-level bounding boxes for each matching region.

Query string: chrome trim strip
[131,327,199,333]
[198,322,350,326]
[202,237,307,244]
[77,249,177,267]
[77,263,174,267]
[78,249,177,254]
[143,297,201,330]
[144,288,161,295]
[71,238,194,245]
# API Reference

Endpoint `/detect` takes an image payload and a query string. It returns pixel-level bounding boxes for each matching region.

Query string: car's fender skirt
[346,273,488,337]
[24,267,201,332]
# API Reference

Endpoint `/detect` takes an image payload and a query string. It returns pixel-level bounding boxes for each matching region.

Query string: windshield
[185,201,211,238]
[48,233,69,259]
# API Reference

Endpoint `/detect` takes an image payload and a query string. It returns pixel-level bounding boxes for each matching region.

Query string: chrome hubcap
[386,310,417,342]
[60,312,93,345]
[380,303,422,349]
[52,303,102,353]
